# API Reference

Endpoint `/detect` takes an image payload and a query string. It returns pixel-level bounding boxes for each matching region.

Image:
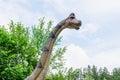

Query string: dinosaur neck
[27,22,66,80]
[43,24,65,53]
[42,19,66,54]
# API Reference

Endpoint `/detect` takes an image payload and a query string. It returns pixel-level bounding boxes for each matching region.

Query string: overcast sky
[0,0,120,71]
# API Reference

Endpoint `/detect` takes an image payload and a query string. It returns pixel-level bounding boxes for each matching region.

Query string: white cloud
[43,0,67,13]
[64,44,120,71]
[79,0,120,16]
[1,0,119,26]
[0,0,58,27]
[43,0,120,16]
[64,44,90,69]
[0,1,33,26]
[81,23,99,34]
[91,49,120,71]
[74,23,100,40]
[91,38,104,45]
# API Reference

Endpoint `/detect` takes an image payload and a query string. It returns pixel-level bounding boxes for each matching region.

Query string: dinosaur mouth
[75,23,81,30]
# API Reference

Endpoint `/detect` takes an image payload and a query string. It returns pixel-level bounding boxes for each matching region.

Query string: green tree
[0,22,33,80]
[91,65,98,80]
[98,67,111,80]
[0,19,66,80]
[111,68,120,80]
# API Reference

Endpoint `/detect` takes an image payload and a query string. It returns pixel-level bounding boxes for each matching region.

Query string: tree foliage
[0,19,66,80]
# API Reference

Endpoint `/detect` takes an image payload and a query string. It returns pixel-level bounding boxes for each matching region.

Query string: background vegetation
[0,19,120,80]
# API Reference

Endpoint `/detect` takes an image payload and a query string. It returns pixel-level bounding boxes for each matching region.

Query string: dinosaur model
[25,13,82,80]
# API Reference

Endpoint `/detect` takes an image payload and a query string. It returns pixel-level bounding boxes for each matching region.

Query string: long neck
[26,22,66,80]
[43,24,65,54]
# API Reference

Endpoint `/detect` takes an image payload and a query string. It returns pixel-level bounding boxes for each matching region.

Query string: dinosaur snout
[75,20,82,30]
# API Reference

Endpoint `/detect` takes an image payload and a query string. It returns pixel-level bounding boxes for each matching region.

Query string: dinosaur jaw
[74,22,81,30]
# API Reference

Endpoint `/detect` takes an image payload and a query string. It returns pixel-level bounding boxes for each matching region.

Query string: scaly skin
[25,13,82,80]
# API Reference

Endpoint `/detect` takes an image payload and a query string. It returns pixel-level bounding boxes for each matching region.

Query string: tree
[91,65,98,80]
[0,22,33,80]
[98,67,111,80]
[0,19,66,80]
[111,68,120,80]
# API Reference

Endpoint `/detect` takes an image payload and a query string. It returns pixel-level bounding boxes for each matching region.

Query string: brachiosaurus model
[25,13,82,80]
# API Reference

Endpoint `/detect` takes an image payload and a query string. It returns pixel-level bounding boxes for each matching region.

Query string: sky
[0,0,120,71]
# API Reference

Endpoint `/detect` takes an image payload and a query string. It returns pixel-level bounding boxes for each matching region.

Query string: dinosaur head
[63,13,82,30]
